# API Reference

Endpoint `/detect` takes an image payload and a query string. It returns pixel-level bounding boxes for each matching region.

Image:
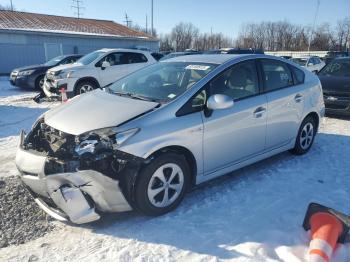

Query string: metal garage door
[44,43,63,61]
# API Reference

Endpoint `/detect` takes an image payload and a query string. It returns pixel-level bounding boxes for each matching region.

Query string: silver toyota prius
[16,54,325,224]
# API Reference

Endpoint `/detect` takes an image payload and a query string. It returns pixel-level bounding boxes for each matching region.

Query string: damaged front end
[16,118,144,224]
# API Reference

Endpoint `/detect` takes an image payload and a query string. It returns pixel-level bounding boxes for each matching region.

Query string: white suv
[291,56,325,73]
[43,48,156,98]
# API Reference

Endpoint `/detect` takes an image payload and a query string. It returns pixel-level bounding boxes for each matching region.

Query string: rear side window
[261,59,293,92]
[290,65,305,85]
[128,53,148,63]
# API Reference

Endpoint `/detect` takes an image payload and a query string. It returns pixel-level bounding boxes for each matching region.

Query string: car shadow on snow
[68,133,350,259]
[72,132,350,260]
[0,105,46,138]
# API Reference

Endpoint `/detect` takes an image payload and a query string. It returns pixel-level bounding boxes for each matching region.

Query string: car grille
[46,71,56,81]
[323,93,350,101]
[326,104,348,110]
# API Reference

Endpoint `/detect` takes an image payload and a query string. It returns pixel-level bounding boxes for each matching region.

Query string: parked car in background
[16,54,324,224]
[318,57,350,116]
[323,51,350,65]
[10,54,82,90]
[160,51,202,60]
[291,56,325,73]
[42,48,156,98]
[279,55,292,60]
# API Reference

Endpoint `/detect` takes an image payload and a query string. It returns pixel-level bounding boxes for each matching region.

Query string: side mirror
[207,94,234,110]
[101,61,110,70]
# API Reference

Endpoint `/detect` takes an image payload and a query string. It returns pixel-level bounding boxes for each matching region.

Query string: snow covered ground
[0,77,349,261]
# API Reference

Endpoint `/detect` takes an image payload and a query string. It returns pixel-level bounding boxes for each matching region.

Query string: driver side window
[210,60,259,100]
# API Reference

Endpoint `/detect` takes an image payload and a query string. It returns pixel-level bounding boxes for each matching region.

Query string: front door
[202,60,267,174]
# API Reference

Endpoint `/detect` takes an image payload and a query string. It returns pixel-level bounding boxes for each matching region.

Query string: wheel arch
[303,111,320,132]
[74,77,101,93]
[146,145,198,188]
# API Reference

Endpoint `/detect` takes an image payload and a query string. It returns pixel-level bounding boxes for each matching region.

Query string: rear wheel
[75,81,97,95]
[134,153,190,216]
[290,116,316,155]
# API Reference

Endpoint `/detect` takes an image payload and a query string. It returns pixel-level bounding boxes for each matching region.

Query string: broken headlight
[75,127,139,156]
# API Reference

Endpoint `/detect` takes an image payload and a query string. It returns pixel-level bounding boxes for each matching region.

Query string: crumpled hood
[44,89,158,135]
[47,63,83,73]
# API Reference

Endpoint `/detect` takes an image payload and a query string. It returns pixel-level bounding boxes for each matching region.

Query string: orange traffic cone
[60,87,68,103]
[303,203,350,262]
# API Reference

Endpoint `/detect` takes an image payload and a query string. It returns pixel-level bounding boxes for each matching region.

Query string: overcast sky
[1,0,349,38]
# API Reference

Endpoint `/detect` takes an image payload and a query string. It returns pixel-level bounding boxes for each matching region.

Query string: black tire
[74,80,97,95]
[290,116,317,155]
[35,75,45,90]
[134,152,190,216]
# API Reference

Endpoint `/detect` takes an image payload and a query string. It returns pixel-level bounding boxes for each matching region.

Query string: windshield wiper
[113,91,159,102]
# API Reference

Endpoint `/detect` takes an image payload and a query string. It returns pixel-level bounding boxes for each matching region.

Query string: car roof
[161,54,255,64]
[98,48,149,53]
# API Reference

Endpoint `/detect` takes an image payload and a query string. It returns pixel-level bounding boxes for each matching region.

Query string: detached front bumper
[43,77,75,98]
[15,131,133,224]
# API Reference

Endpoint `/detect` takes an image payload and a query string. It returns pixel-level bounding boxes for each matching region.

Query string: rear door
[98,52,150,87]
[202,59,267,174]
[259,59,305,150]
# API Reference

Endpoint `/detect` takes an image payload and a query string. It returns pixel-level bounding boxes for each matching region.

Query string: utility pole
[151,0,154,36]
[146,14,148,34]
[308,0,320,53]
[71,0,85,19]
[124,13,132,27]
[10,0,13,11]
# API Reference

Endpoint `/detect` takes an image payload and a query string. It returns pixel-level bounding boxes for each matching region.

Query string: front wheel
[75,81,97,95]
[35,75,45,90]
[134,153,190,216]
[290,116,316,155]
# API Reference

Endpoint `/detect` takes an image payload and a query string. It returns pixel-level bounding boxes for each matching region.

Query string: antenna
[308,0,321,53]
[124,13,132,27]
[151,0,154,36]
[71,0,85,19]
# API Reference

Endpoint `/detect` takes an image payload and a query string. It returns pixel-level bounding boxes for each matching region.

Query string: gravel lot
[0,176,54,248]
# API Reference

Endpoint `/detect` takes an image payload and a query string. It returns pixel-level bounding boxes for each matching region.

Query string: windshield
[108,62,217,102]
[77,51,106,65]
[291,58,308,66]
[44,55,65,66]
[318,59,350,77]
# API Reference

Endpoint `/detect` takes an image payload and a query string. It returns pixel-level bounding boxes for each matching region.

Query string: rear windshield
[318,59,350,77]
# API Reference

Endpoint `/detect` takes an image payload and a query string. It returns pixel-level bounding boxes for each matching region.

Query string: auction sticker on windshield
[185,65,211,70]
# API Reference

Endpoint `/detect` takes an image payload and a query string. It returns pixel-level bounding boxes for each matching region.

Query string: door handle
[294,94,303,103]
[253,107,266,118]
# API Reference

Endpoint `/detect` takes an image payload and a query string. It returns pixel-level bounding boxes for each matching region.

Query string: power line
[151,0,154,36]
[124,13,132,27]
[71,0,85,19]
[308,0,321,53]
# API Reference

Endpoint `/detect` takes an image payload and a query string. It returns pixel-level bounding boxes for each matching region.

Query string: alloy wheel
[147,163,184,208]
[300,122,314,150]
[79,84,94,94]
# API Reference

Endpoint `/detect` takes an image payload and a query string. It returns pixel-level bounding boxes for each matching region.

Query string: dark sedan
[318,57,350,116]
[10,54,82,90]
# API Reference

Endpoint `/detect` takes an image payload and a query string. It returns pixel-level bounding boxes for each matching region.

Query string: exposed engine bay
[24,118,142,179]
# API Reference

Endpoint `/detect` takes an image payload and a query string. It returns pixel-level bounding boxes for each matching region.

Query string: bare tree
[170,23,199,51]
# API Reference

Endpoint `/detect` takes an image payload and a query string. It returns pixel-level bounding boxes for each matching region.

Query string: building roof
[0,11,154,40]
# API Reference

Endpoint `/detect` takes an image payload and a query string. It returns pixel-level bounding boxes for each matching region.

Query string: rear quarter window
[290,65,305,85]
